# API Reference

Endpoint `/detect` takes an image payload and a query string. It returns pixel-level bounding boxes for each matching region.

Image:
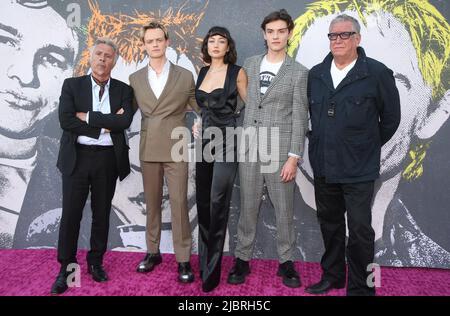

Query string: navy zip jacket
[307,47,401,183]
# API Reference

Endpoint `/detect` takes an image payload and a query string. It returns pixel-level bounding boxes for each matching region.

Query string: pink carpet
[0,249,448,296]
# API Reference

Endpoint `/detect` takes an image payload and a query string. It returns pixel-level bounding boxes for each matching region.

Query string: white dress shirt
[148,59,170,99]
[77,76,113,146]
[330,58,357,89]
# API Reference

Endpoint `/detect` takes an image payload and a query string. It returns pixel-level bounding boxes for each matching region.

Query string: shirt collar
[148,59,170,76]
[90,75,111,89]
[331,58,357,72]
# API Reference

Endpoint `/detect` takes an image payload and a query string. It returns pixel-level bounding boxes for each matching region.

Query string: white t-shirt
[259,55,301,160]
[260,56,283,95]
[330,58,357,89]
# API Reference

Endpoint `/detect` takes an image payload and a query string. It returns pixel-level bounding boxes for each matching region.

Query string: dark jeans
[314,177,376,296]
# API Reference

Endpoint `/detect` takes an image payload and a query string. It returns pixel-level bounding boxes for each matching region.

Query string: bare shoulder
[237,67,247,77]
[236,68,248,87]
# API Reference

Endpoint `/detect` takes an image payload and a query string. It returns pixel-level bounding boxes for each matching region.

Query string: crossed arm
[79,85,134,133]
[59,79,134,137]
[59,79,102,139]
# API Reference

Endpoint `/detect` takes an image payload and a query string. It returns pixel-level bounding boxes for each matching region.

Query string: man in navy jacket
[305,14,400,296]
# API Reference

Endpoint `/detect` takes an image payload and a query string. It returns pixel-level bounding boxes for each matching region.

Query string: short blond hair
[140,21,169,42]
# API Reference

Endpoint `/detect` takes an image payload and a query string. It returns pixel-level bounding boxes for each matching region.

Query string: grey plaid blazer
[242,54,309,162]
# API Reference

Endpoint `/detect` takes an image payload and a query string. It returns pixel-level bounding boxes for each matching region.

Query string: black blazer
[56,75,134,181]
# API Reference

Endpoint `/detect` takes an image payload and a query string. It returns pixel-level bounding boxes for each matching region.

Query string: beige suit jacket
[129,63,199,162]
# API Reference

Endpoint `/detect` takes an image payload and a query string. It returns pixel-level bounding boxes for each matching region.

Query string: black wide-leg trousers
[196,158,237,291]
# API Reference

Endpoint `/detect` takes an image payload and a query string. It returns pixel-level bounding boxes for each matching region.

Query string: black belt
[76,144,114,151]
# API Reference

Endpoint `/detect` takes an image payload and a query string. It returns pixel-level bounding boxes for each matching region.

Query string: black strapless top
[195,64,241,129]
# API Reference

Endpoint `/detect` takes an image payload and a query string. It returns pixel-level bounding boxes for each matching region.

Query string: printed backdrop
[1,0,449,268]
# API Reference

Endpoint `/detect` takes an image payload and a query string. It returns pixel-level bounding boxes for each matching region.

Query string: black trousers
[314,177,376,296]
[196,159,238,291]
[57,145,118,270]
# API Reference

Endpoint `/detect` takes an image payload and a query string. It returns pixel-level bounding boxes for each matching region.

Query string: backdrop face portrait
[296,11,432,180]
[1,0,448,269]
[0,3,77,139]
[111,110,200,254]
[81,3,207,254]
[2,0,208,253]
[293,7,450,267]
[0,2,78,249]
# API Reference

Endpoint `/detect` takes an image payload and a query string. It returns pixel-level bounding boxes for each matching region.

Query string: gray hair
[329,14,361,33]
[89,37,119,63]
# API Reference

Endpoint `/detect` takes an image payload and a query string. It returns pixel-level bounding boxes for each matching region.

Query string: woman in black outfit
[194,26,247,292]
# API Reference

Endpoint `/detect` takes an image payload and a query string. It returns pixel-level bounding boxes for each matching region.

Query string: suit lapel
[138,67,158,112]
[261,55,292,101]
[108,79,120,113]
[82,76,93,111]
[253,55,264,104]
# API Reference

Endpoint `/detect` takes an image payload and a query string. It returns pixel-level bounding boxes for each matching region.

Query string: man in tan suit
[129,22,199,283]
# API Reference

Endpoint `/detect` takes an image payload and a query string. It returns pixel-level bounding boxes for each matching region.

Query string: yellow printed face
[294,9,443,243]
[296,11,432,178]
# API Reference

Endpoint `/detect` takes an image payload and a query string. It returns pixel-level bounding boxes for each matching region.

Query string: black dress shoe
[136,252,162,273]
[305,279,345,294]
[277,261,301,288]
[178,262,194,283]
[202,281,217,293]
[227,258,250,285]
[88,264,108,282]
[50,272,69,295]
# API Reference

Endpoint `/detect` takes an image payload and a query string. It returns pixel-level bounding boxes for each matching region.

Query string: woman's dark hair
[261,9,294,32]
[201,26,237,64]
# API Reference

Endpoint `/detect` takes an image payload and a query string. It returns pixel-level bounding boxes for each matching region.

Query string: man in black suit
[50,37,134,295]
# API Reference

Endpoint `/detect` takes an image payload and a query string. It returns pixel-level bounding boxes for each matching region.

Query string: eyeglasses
[327,32,357,41]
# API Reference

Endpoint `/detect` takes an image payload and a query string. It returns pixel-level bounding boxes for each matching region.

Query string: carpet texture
[0,249,448,296]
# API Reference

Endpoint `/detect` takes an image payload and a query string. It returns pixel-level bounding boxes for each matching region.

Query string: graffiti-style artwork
[76,0,208,77]
[1,0,449,269]
[288,0,450,268]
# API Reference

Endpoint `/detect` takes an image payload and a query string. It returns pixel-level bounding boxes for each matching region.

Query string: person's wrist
[288,156,299,165]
